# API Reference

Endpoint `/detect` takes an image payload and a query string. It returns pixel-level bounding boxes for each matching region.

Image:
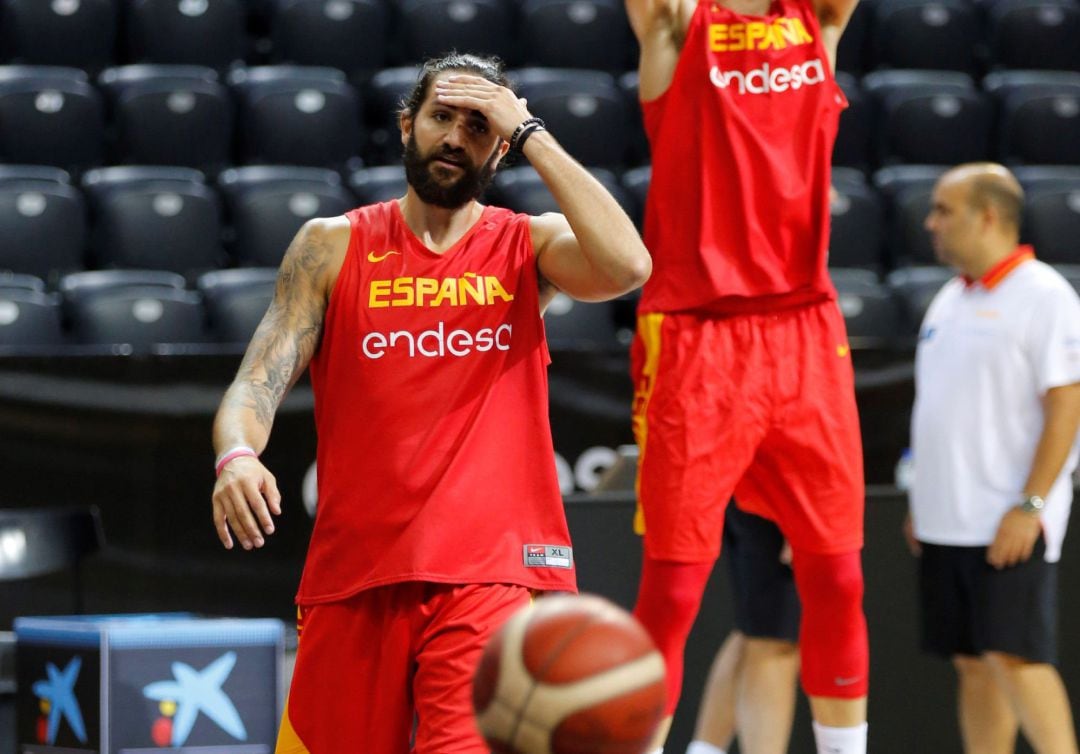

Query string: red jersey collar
[962,245,1035,290]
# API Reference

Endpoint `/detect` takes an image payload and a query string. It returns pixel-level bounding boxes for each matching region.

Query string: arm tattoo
[228,224,334,430]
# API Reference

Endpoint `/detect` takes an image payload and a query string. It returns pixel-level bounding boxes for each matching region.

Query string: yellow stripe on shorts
[632,313,665,536]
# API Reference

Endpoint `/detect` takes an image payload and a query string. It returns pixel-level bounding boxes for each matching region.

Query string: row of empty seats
[2,0,1078,75]
[2,163,1078,284]
[4,263,1079,350]
[1,65,1079,174]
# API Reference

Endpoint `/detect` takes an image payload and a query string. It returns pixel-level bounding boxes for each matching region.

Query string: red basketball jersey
[298,201,577,604]
[638,0,846,315]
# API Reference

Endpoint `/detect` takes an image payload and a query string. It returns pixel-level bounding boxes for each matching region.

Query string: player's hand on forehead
[434,74,532,143]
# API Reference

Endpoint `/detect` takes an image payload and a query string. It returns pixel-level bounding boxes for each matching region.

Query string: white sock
[812,721,868,754]
[686,741,726,754]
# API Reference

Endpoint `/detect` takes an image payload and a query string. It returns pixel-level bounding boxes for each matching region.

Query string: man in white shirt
[907,162,1080,754]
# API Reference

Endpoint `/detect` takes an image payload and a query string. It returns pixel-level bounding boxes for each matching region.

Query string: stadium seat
[218,165,356,266]
[81,166,226,274]
[66,285,208,347]
[986,0,1080,71]
[617,71,650,168]
[873,164,947,268]
[1014,165,1080,265]
[834,72,874,171]
[58,268,186,299]
[349,165,409,203]
[984,71,1080,165]
[620,164,650,231]
[397,0,517,66]
[0,0,117,72]
[197,267,277,343]
[543,293,621,350]
[0,289,65,347]
[836,0,871,73]
[489,165,632,217]
[511,68,628,168]
[270,0,388,78]
[0,66,105,171]
[830,268,904,346]
[230,66,363,170]
[125,0,247,70]
[870,0,983,74]
[0,272,45,292]
[519,0,633,71]
[0,165,86,282]
[98,65,234,171]
[830,167,886,271]
[885,264,954,333]
[863,70,992,166]
[364,66,421,164]
[1054,263,1080,293]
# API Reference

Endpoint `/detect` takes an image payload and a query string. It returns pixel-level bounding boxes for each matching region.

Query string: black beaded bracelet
[514,124,546,153]
[509,117,545,152]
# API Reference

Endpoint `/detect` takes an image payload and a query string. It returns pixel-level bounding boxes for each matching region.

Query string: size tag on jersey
[523,544,573,569]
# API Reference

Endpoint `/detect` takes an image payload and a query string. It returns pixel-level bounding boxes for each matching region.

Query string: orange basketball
[473,593,667,754]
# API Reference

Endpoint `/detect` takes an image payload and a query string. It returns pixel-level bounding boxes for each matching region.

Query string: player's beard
[403,133,499,209]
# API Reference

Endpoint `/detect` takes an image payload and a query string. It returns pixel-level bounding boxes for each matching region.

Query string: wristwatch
[1019,495,1046,515]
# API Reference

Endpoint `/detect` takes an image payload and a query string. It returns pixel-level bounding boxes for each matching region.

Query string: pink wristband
[215,446,258,477]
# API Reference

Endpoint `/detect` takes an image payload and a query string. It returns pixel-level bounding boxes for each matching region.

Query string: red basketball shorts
[275,582,532,754]
[630,300,865,561]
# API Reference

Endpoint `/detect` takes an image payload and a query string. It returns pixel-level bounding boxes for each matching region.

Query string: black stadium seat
[0,289,65,347]
[986,0,1080,71]
[230,66,363,170]
[543,294,621,350]
[1014,166,1080,265]
[271,0,389,78]
[349,165,409,204]
[397,0,517,66]
[829,167,886,271]
[519,0,633,71]
[489,165,632,218]
[870,0,983,74]
[197,267,278,344]
[831,267,904,345]
[886,264,954,333]
[863,70,992,166]
[364,66,421,164]
[834,71,874,171]
[873,164,947,268]
[218,166,356,266]
[0,165,86,282]
[125,0,247,70]
[0,66,105,171]
[511,68,628,168]
[66,285,208,347]
[984,70,1080,165]
[81,166,226,274]
[99,65,234,171]
[0,0,117,72]
[620,164,650,231]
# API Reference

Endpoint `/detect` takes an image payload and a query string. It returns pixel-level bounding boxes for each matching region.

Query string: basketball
[473,593,667,754]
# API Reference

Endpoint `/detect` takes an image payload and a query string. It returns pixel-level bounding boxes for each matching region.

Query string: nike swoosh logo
[834,675,861,686]
[367,250,401,263]
[836,344,850,358]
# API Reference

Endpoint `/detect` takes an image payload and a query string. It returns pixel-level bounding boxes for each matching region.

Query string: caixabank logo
[31,656,89,746]
[110,643,279,751]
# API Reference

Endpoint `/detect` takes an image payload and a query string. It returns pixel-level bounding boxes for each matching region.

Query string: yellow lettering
[761,21,785,49]
[746,22,766,49]
[729,23,746,51]
[369,280,391,308]
[791,17,813,43]
[484,276,514,304]
[432,277,459,307]
[459,273,486,305]
[708,24,729,51]
[391,277,414,307]
[415,277,439,306]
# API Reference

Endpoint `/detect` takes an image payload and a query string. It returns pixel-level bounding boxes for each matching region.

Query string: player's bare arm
[987,381,1080,569]
[211,216,349,551]
[432,75,651,308]
[627,0,694,101]
[813,0,860,69]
